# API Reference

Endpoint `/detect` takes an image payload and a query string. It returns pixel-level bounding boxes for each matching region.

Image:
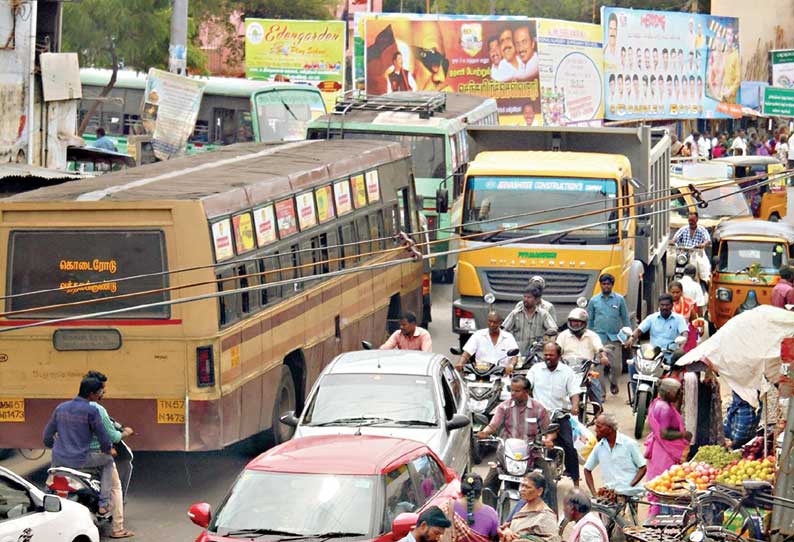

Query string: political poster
[771,49,794,89]
[536,19,603,126]
[602,7,741,120]
[365,17,540,125]
[245,19,346,110]
[142,68,206,160]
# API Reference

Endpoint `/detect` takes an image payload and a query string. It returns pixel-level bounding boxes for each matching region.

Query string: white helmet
[567,308,588,332]
[529,275,545,289]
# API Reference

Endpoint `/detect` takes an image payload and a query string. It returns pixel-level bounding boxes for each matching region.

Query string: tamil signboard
[763,86,794,117]
[536,19,603,126]
[602,7,741,120]
[244,19,346,111]
[771,49,794,89]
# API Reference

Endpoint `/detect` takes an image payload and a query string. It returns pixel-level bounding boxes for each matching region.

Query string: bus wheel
[271,366,297,446]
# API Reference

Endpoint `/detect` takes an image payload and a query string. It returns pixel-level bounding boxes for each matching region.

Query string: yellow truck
[451,126,671,345]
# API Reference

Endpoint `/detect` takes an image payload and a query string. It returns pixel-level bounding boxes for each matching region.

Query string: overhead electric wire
[3,166,788,307]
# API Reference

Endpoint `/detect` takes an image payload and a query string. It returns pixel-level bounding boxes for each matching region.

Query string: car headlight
[505,457,527,476]
[459,317,476,331]
[716,287,732,302]
[676,253,688,266]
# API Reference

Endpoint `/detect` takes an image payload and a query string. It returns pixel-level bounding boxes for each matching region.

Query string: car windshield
[317,130,446,179]
[302,374,437,426]
[463,176,619,243]
[210,471,376,536]
[718,240,788,273]
[255,89,326,143]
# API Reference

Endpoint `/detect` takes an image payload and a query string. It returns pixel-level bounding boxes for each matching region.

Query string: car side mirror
[361,340,373,350]
[506,348,519,357]
[43,494,61,513]
[450,347,463,356]
[446,413,470,431]
[279,411,299,427]
[188,502,211,529]
[436,188,449,214]
[392,512,419,541]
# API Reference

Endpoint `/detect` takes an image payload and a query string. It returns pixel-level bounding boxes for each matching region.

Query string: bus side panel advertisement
[315,186,336,223]
[334,180,353,215]
[142,68,207,160]
[602,7,741,120]
[365,170,381,202]
[275,198,299,237]
[232,212,256,254]
[352,174,368,208]
[536,19,604,127]
[364,18,540,125]
[295,191,318,230]
[253,205,278,246]
[212,219,234,262]
[7,230,169,319]
[244,19,346,111]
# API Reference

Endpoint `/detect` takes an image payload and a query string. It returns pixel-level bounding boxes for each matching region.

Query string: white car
[0,466,98,542]
[280,349,472,474]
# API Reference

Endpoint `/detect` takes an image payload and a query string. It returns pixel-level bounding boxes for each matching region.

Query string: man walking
[583,414,647,495]
[43,376,115,516]
[587,274,631,396]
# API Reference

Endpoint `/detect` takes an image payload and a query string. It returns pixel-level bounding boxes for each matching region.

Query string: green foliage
[192,0,338,21]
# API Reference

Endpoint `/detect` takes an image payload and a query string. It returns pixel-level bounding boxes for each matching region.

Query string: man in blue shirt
[91,127,118,152]
[626,293,688,350]
[43,376,115,515]
[584,413,647,495]
[588,273,631,396]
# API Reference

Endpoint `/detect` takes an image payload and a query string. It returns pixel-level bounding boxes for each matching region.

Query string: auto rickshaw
[712,156,788,221]
[709,219,794,330]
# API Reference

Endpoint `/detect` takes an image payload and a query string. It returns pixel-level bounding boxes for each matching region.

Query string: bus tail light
[196,346,215,387]
[423,274,431,296]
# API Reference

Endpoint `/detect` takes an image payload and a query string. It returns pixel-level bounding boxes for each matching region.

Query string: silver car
[281,350,472,474]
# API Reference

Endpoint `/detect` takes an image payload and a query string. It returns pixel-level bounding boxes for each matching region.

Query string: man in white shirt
[528,342,581,485]
[731,130,747,156]
[680,264,706,313]
[697,133,711,159]
[514,24,539,81]
[488,36,506,82]
[556,308,609,402]
[497,28,520,81]
[457,311,519,372]
[787,130,794,169]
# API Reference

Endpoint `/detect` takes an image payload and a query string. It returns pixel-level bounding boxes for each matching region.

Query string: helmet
[567,308,588,332]
[529,275,545,289]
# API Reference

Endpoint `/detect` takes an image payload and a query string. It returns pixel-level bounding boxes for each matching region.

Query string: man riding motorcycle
[556,309,610,402]
[503,285,558,359]
[529,275,557,324]
[476,376,549,499]
[457,311,519,374]
[673,211,711,285]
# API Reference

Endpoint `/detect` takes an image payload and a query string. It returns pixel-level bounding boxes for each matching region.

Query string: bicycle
[591,487,644,540]
[675,479,761,542]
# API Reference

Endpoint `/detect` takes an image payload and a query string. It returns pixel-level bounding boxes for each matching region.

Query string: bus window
[371,211,385,251]
[258,258,269,307]
[357,215,372,256]
[318,232,334,274]
[237,263,258,314]
[397,189,409,233]
[338,222,358,267]
[290,244,304,292]
[216,270,239,327]
[326,132,445,179]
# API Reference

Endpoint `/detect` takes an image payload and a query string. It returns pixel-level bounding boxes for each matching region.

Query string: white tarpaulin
[676,305,794,408]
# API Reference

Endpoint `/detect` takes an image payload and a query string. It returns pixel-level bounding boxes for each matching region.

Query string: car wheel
[770,212,781,222]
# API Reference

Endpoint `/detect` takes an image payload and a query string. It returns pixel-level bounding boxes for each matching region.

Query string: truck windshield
[463,176,619,243]
[255,89,326,143]
[718,241,788,273]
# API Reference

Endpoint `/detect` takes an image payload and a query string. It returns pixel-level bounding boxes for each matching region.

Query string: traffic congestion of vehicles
[1,88,794,542]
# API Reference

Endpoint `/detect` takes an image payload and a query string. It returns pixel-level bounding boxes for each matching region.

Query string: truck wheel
[272,366,297,446]
[634,391,649,439]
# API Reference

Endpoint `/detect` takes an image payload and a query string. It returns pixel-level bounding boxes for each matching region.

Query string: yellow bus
[0,139,424,452]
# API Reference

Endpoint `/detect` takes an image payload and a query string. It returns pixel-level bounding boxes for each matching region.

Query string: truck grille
[485,269,591,297]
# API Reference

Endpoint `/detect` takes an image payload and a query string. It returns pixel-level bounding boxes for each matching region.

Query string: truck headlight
[716,288,732,302]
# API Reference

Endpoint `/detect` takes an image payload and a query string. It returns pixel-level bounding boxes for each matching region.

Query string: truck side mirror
[436,188,449,214]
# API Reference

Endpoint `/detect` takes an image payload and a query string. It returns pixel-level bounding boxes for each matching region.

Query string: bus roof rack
[333,91,447,119]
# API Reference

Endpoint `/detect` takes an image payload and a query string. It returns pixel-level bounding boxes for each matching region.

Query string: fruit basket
[645,461,718,502]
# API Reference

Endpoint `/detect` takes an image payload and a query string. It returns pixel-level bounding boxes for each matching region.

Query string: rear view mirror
[436,188,449,214]
[188,502,211,529]
[446,413,471,431]
[43,494,61,513]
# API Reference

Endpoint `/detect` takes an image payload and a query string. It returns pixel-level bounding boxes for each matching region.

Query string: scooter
[451,347,519,464]
[488,413,564,521]
[46,423,133,521]
[625,331,686,439]
[562,354,603,427]
[674,246,710,293]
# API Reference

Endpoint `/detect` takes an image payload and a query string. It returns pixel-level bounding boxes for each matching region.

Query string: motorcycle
[46,422,133,521]
[624,329,686,439]
[518,338,547,370]
[562,354,603,427]
[673,246,710,291]
[487,411,565,521]
[450,347,519,465]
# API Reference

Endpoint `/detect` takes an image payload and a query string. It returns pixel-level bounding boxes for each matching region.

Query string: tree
[63,0,207,135]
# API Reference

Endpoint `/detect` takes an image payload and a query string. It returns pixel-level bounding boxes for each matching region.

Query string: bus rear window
[7,230,169,319]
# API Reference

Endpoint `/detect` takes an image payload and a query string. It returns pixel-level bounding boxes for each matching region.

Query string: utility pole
[169,0,188,75]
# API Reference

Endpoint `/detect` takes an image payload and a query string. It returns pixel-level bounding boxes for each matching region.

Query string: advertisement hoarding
[245,19,346,111]
[771,49,794,89]
[536,19,604,126]
[763,86,794,117]
[364,17,540,125]
[602,7,741,120]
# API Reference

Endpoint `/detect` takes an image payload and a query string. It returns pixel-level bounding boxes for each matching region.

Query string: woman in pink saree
[645,378,691,516]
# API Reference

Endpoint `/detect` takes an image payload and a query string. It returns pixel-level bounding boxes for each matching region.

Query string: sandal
[110,529,135,539]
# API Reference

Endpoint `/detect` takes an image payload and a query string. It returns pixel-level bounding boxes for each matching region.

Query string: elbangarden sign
[763,86,794,117]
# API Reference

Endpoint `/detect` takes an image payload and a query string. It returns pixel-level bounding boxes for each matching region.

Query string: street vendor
[724,391,760,449]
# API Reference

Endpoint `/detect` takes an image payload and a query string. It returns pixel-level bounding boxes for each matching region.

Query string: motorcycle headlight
[716,287,732,302]
[505,457,527,476]
[468,398,489,411]
[641,345,657,359]
[676,253,688,266]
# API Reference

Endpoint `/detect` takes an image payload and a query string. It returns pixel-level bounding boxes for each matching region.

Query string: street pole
[169,0,188,75]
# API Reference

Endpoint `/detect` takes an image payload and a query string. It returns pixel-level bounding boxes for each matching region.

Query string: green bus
[306,92,499,282]
[79,68,327,154]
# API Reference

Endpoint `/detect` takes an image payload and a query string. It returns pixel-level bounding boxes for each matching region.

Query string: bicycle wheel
[681,493,762,542]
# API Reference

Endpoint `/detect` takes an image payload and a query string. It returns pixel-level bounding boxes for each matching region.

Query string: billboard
[602,7,741,120]
[536,19,603,126]
[771,49,794,89]
[365,17,540,125]
[244,19,346,110]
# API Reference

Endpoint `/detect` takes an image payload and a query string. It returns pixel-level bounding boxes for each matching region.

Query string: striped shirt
[487,398,549,441]
[673,225,710,248]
